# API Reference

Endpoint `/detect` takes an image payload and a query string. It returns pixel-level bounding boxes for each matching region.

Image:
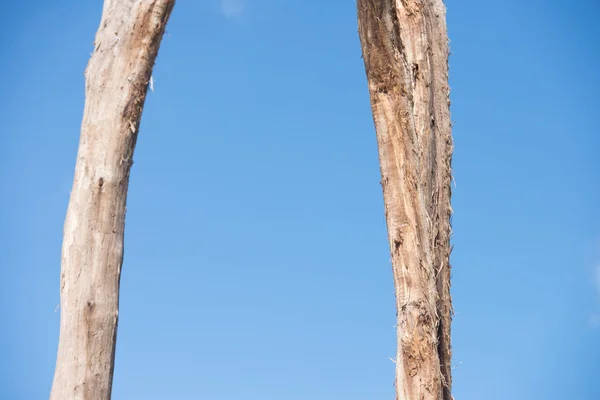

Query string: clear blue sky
[1,1,599,399]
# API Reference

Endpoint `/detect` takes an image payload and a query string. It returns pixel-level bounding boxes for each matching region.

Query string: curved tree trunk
[357,1,453,399]
[50,1,175,399]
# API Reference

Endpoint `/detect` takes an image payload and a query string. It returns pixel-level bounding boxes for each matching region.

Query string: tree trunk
[50,1,174,399]
[357,1,453,399]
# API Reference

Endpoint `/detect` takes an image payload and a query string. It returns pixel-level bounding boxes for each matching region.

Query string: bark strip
[357,1,453,399]
[50,1,175,399]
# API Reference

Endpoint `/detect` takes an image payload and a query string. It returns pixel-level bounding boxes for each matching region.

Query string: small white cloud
[221,0,245,18]
[589,313,600,328]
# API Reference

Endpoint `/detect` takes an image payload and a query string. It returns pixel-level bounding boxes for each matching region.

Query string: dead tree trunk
[357,1,453,399]
[50,1,174,399]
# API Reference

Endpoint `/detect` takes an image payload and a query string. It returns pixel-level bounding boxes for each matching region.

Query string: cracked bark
[357,1,453,399]
[50,1,175,399]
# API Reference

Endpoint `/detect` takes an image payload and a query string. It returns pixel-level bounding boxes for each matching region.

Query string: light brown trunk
[357,1,453,399]
[50,1,174,399]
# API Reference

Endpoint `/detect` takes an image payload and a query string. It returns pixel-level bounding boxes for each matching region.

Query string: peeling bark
[50,1,175,399]
[357,1,453,399]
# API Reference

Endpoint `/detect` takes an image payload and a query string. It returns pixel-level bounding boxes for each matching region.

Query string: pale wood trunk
[357,1,453,399]
[50,1,175,399]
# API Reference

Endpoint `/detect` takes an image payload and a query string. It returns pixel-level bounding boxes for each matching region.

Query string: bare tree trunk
[357,1,453,399]
[50,1,174,399]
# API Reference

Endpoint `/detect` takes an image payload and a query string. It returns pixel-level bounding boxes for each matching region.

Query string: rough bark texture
[357,1,453,399]
[50,1,174,399]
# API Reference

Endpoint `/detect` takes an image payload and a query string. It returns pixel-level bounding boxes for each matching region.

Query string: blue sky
[1,0,599,399]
